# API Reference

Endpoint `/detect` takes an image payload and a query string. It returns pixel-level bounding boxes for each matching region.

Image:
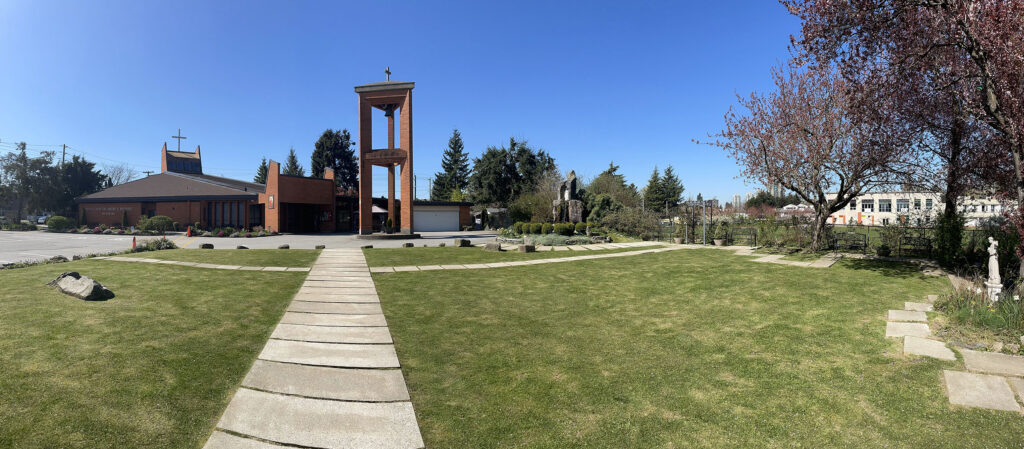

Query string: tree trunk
[810,208,830,251]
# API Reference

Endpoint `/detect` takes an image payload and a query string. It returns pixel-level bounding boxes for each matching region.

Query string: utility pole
[61,144,66,167]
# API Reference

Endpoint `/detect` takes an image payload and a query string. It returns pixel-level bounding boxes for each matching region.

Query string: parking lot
[0,230,498,265]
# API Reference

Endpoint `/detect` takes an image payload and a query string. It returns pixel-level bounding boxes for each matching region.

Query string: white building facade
[826,192,1003,227]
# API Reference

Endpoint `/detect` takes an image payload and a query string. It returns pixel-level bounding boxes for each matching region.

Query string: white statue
[987,237,1000,285]
[986,237,1002,302]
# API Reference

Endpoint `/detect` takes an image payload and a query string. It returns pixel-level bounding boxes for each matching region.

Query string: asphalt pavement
[0,230,498,265]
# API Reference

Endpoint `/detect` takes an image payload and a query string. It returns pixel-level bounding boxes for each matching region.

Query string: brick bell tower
[355,69,416,236]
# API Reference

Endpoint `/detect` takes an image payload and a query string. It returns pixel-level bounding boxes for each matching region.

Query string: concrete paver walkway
[205,248,423,449]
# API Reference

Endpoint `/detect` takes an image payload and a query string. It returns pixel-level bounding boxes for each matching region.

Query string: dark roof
[77,172,262,203]
[354,81,415,93]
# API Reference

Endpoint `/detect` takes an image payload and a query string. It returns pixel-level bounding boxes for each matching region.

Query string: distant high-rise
[732,194,742,209]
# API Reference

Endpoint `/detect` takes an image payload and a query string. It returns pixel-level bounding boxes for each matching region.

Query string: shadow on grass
[840,258,931,279]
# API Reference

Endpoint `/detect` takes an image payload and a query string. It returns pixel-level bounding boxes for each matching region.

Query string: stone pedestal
[986,281,1003,303]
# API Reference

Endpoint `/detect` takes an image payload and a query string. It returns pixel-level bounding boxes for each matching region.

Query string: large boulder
[518,244,535,253]
[484,242,502,252]
[47,272,114,301]
[454,239,471,247]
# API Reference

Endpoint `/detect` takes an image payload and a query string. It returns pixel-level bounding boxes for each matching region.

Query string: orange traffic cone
[132,236,137,249]
[187,226,191,237]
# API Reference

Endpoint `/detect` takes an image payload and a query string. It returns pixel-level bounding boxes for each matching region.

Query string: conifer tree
[283,149,305,177]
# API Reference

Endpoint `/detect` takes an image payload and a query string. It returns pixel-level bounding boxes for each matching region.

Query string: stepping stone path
[95,255,309,272]
[886,293,1024,413]
[205,248,424,449]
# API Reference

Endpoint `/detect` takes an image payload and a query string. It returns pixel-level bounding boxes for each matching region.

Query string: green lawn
[0,259,305,448]
[363,245,660,267]
[781,251,828,262]
[374,249,1024,448]
[121,248,320,267]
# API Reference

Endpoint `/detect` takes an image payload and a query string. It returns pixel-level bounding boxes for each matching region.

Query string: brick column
[399,91,413,234]
[358,98,373,234]
[388,166,396,226]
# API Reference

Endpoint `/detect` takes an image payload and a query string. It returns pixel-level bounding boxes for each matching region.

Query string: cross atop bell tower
[354,75,416,236]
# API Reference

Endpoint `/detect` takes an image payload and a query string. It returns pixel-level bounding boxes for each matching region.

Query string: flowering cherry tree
[706,64,909,250]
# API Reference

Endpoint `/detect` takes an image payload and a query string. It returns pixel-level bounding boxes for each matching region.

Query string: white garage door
[414,209,460,232]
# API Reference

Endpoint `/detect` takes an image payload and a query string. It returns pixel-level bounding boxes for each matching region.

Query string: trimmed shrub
[45,216,75,232]
[138,215,174,233]
[121,210,129,228]
[529,223,542,234]
[200,243,214,249]
[513,222,525,235]
[541,223,553,235]
[575,222,587,234]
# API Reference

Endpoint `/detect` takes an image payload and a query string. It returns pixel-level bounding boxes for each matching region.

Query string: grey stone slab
[943,370,1021,412]
[204,430,290,448]
[309,270,372,276]
[259,340,399,368]
[885,322,931,338]
[301,281,376,288]
[393,266,419,272]
[292,293,380,303]
[462,263,490,269]
[417,265,443,271]
[440,264,467,270]
[369,267,394,273]
[238,266,264,271]
[214,264,242,270]
[306,275,372,281]
[904,336,955,361]
[1007,377,1024,405]
[271,323,392,344]
[888,310,928,322]
[927,294,938,303]
[905,302,934,312]
[299,287,378,296]
[285,267,310,272]
[961,348,1024,377]
[216,388,423,449]
[280,312,387,327]
[262,266,288,272]
[288,302,383,315]
[243,360,409,401]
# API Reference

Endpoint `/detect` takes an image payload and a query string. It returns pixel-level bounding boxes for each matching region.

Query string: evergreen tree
[643,166,663,211]
[283,148,305,177]
[54,155,107,216]
[254,157,269,184]
[660,165,684,207]
[311,129,358,189]
[468,137,556,206]
[431,129,471,200]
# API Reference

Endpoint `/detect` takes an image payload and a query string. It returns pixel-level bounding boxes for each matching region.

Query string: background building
[826,191,1002,227]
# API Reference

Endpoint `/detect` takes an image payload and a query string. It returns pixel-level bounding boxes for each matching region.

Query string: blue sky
[0,0,799,202]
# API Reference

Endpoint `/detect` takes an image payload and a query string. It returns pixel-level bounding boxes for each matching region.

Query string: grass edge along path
[0,259,306,448]
[119,248,320,268]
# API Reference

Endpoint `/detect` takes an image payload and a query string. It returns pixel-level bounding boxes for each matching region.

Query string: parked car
[37,215,49,224]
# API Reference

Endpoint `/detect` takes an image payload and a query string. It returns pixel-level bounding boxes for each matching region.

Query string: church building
[77,143,336,232]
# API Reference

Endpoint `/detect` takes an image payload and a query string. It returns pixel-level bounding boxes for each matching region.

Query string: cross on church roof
[385,66,391,81]
[171,128,187,152]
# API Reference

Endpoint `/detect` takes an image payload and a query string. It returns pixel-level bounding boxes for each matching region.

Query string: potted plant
[384,217,393,234]
[713,221,729,246]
